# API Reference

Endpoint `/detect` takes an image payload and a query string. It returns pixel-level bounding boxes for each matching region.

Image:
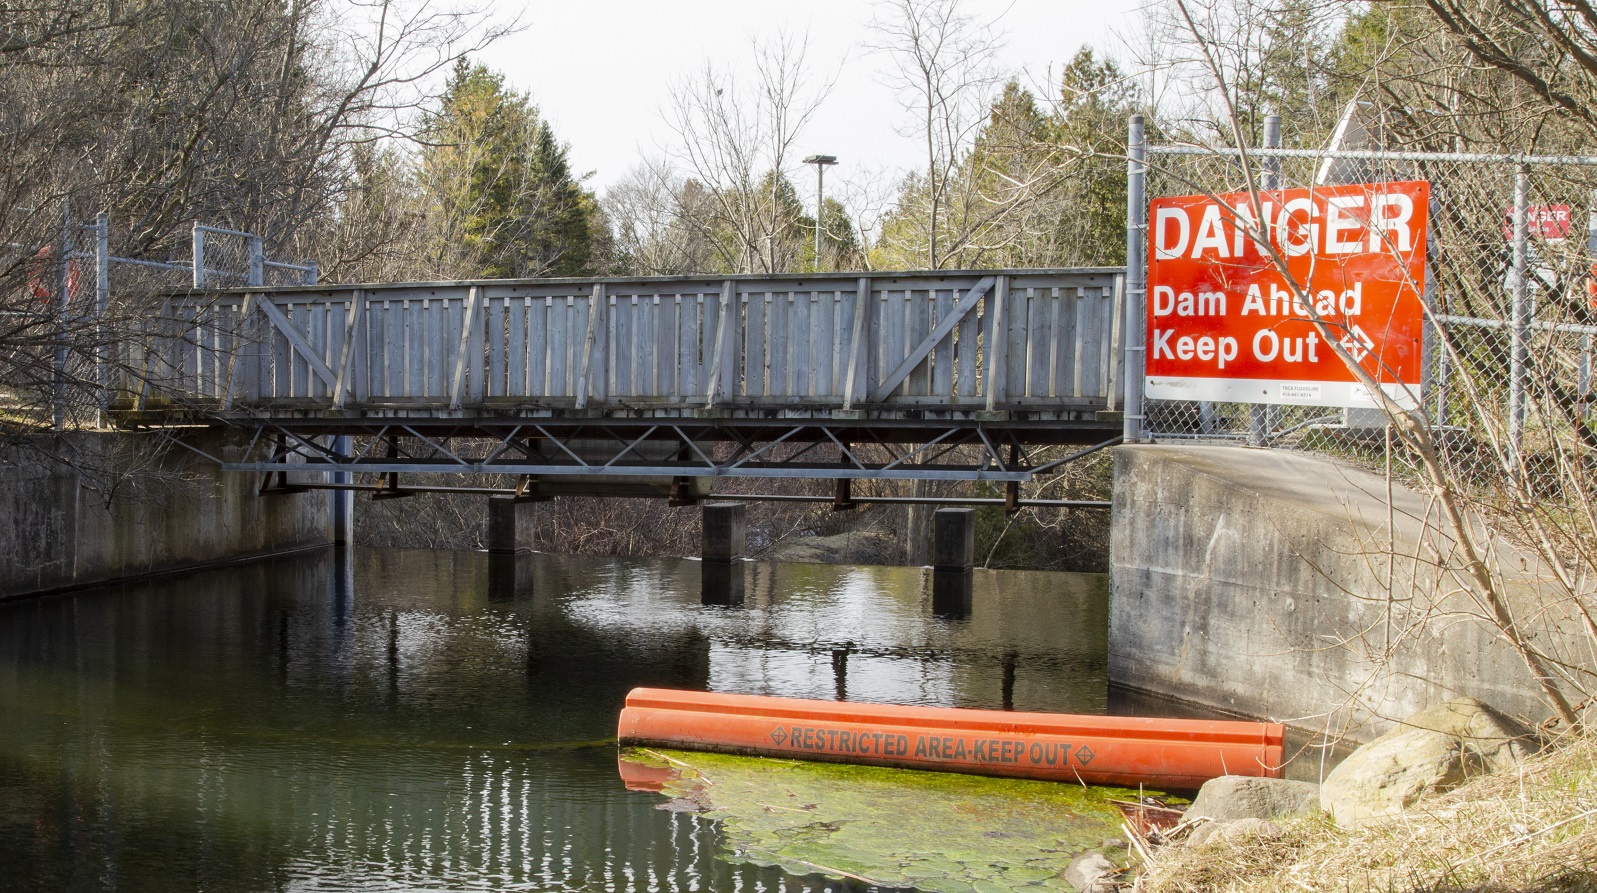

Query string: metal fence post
[1581,334,1592,419]
[1509,161,1529,460]
[1123,114,1147,443]
[1249,115,1283,447]
[1427,195,1447,429]
[53,200,71,430]
[248,235,265,287]
[192,222,205,288]
[304,259,319,285]
[95,212,110,428]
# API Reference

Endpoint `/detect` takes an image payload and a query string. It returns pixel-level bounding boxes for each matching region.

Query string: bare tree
[1422,0,1597,143]
[0,0,513,441]
[868,0,1006,269]
[603,159,724,276]
[661,34,832,275]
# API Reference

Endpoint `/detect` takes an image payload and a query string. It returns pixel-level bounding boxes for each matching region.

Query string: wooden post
[985,276,1009,411]
[576,283,604,408]
[843,277,870,408]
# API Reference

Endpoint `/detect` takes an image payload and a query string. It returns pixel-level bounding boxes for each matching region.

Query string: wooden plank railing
[111,269,1124,417]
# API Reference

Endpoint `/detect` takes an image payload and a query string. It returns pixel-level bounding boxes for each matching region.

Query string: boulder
[1184,820,1221,848]
[1184,816,1285,849]
[1213,817,1282,841]
[1320,698,1539,825]
[1064,852,1118,893]
[1187,776,1321,823]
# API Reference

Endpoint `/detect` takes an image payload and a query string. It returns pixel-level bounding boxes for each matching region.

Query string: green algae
[625,748,1173,892]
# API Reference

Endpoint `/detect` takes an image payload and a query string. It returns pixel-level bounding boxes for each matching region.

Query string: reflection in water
[699,561,746,607]
[0,547,1110,892]
[930,568,974,619]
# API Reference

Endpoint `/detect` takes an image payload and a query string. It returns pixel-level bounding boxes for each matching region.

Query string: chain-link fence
[1125,124,1597,519]
[1121,117,1597,721]
[191,224,317,289]
[6,213,319,428]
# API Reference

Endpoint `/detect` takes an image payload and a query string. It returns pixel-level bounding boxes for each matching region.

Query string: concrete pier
[701,503,747,562]
[330,434,353,545]
[486,496,536,554]
[932,508,975,570]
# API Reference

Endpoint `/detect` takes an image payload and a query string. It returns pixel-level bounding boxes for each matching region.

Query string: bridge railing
[113,269,1123,418]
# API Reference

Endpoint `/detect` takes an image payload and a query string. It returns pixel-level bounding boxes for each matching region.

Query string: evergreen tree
[1256,0,1335,141]
[872,52,1137,270]
[419,60,602,278]
[1049,49,1138,265]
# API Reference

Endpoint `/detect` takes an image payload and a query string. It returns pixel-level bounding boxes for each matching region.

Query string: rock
[1187,776,1321,823]
[1320,697,1539,825]
[1183,821,1220,848]
[1064,852,1118,893]
[1213,817,1281,841]
[1185,816,1286,848]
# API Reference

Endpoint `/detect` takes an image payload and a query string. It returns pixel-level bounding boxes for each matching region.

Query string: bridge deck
[124,270,1125,482]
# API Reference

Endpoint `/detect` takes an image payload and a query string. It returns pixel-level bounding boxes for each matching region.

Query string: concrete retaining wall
[0,430,329,597]
[1110,444,1570,741]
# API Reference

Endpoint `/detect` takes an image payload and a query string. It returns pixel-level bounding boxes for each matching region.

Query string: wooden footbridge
[124,270,1125,489]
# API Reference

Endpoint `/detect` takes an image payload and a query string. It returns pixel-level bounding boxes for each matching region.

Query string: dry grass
[1139,731,1597,893]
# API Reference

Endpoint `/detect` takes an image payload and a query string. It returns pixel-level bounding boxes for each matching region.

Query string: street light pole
[803,154,837,271]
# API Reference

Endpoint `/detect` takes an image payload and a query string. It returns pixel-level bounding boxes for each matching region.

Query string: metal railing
[115,270,1124,420]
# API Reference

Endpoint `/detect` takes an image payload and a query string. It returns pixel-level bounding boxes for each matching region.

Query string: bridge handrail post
[984,275,1009,410]
[1124,114,1147,443]
[843,277,871,409]
[705,280,733,406]
[575,282,604,408]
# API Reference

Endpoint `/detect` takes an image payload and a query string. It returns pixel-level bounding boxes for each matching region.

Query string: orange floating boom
[618,688,1284,790]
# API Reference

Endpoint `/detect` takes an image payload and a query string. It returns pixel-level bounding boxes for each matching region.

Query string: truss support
[169,418,1120,490]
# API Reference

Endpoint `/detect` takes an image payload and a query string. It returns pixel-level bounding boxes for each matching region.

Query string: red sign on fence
[1501,204,1573,242]
[1146,180,1429,409]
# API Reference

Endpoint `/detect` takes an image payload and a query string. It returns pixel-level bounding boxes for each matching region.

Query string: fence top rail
[152,267,1125,298]
[1147,144,1597,166]
[192,223,260,239]
[1438,313,1597,337]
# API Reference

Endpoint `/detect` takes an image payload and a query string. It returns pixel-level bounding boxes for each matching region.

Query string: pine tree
[1049,49,1137,265]
[419,60,602,278]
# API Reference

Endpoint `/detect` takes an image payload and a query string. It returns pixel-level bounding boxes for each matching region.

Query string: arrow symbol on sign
[1338,325,1375,362]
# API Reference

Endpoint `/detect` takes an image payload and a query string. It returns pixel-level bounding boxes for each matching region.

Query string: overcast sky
[477,0,1146,195]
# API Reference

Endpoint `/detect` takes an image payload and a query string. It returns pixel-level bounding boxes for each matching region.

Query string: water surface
[0,548,1110,892]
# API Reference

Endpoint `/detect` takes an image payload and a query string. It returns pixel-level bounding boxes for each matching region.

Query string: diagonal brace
[869,276,994,402]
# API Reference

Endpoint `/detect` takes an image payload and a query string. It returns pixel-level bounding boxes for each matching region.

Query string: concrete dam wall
[0,430,330,598]
[1109,444,1573,741]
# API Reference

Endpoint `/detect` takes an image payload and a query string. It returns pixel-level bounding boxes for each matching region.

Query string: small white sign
[1279,383,1322,402]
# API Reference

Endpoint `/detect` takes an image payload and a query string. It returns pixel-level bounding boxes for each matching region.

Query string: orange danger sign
[1146,180,1429,409]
